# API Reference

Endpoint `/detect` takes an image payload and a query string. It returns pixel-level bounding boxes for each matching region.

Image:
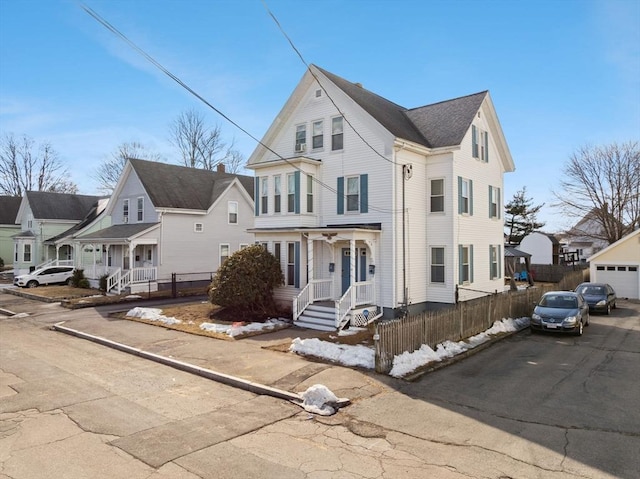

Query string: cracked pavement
[1,291,638,478]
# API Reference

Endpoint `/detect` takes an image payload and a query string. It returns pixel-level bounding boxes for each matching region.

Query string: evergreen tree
[505,187,545,244]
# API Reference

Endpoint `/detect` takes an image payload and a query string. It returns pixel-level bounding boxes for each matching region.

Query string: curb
[51,322,350,411]
[2,287,62,303]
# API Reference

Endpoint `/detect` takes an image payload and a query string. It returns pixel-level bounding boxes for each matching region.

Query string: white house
[587,229,640,300]
[247,65,515,330]
[518,231,561,265]
[12,191,105,276]
[76,159,255,293]
[558,209,609,263]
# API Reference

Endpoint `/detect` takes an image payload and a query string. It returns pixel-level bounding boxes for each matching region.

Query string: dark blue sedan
[575,283,617,314]
[530,291,590,336]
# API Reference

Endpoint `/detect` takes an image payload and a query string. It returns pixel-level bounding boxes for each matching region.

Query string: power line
[80,3,399,214]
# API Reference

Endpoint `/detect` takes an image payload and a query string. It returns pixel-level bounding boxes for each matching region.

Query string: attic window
[315,89,322,98]
[194,223,203,233]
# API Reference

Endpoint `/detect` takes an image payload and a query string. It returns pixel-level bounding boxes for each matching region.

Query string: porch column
[55,245,61,263]
[307,237,314,302]
[350,238,356,305]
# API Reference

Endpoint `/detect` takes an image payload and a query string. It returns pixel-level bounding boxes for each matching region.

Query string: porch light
[329,263,335,273]
[369,264,375,275]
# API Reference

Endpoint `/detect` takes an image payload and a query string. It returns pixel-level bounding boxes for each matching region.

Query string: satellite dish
[403,164,413,180]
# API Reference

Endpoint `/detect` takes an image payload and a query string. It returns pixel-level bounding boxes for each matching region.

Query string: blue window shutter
[457,176,463,214]
[498,244,502,279]
[458,244,463,285]
[470,245,474,283]
[497,188,501,219]
[360,174,368,213]
[294,171,300,214]
[485,132,489,162]
[489,246,492,279]
[254,178,260,216]
[488,185,493,218]
[337,177,344,215]
[472,125,478,158]
[469,179,474,216]
[294,241,300,288]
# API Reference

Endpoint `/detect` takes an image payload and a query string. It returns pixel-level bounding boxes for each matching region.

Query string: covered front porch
[293,226,383,331]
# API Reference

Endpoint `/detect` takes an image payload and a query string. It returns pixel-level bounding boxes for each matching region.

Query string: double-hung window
[331,116,343,151]
[430,179,444,213]
[490,245,501,280]
[346,176,359,212]
[260,177,268,214]
[431,247,445,283]
[472,125,489,162]
[137,197,144,222]
[489,185,501,219]
[123,199,129,223]
[312,120,323,149]
[228,201,238,224]
[274,176,281,213]
[337,174,368,214]
[194,222,204,233]
[287,242,296,286]
[458,245,473,284]
[287,173,296,213]
[306,175,314,213]
[220,244,230,266]
[23,243,31,263]
[295,124,306,152]
[458,177,473,215]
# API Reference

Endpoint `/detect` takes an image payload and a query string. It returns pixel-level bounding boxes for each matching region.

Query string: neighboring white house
[558,209,609,263]
[587,229,640,300]
[247,65,515,330]
[12,191,105,276]
[75,159,255,293]
[518,231,561,265]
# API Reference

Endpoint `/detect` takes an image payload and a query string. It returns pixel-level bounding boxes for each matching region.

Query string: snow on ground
[200,318,290,337]
[291,317,530,378]
[299,384,341,416]
[126,307,181,325]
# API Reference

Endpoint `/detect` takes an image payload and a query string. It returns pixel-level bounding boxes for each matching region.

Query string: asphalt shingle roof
[129,159,254,210]
[0,196,21,224]
[25,191,104,220]
[314,65,487,149]
[79,223,159,240]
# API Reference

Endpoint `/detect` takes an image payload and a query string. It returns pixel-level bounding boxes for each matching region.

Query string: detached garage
[587,229,640,300]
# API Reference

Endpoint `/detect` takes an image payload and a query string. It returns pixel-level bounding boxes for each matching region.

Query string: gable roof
[0,196,21,224]
[129,159,254,210]
[24,191,104,220]
[45,198,109,244]
[314,65,487,149]
[587,228,640,262]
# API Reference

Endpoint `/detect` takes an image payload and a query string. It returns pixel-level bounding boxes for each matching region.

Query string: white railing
[312,278,333,301]
[355,280,375,306]
[335,286,354,329]
[130,267,156,283]
[293,283,311,322]
[107,268,121,294]
[36,259,75,270]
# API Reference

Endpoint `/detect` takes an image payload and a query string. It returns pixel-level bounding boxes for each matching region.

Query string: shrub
[0,257,4,268]
[78,278,91,289]
[70,269,86,288]
[99,274,109,293]
[209,244,284,316]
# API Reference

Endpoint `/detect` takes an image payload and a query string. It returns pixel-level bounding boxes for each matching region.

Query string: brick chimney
[217,163,226,173]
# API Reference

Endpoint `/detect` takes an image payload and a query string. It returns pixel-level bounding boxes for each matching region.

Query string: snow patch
[299,384,341,416]
[126,307,181,325]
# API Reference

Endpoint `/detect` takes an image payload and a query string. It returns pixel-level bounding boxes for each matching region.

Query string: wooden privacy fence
[374,268,588,374]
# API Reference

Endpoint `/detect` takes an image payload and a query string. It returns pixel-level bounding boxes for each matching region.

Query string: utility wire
[262,1,402,167]
[80,3,399,213]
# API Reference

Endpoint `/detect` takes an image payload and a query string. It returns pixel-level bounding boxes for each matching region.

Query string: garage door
[595,265,639,299]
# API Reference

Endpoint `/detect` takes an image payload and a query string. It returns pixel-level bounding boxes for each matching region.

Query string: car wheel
[576,321,584,336]
[26,280,38,288]
[606,304,611,315]
[585,313,590,326]
[65,278,72,285]
[613,301,617,310]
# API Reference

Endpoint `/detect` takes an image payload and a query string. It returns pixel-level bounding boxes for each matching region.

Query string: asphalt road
[1,291,638,478]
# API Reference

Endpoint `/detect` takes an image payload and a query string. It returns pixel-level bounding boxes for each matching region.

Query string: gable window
[287,173,296,213]
[194,223,204,233]
[260,177,268,214]
[295,124,306,152]
[274,176,281,213]
[472,125,489,162]
[458,177,473,215]
[458,245,474,284]
[23,243,31,262]
[331,116,343,151]
[490,244,501,279]
[137,197,144,222]
[123,199,129,223]
[228,201,238,224]
[27,214,33,229]
[431,247,445,283]
[219,244,230,266]
[337,174,368,214]
[430,179,444,213]
[312,120,323,149]
[307,175,314,213]
[489,186,501,219]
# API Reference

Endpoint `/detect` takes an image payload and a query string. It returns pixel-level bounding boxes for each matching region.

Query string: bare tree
[93,141,163,194]
[554,141,640,245]
[0,133,78,196]
[169,109,244,172]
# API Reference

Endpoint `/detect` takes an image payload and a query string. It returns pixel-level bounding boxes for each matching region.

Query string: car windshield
[577,285,605,295]
[540,295,578,309]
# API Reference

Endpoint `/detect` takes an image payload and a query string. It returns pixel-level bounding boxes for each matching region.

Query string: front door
[341,248,367,295]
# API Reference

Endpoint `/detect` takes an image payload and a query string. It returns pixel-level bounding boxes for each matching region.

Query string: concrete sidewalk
[54,310,390,405]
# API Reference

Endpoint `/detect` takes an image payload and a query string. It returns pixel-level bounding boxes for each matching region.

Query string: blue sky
[1,0,638,232]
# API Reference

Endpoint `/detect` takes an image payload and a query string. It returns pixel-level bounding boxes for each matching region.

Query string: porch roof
[77,223,159,242]
[12,230,35,238]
